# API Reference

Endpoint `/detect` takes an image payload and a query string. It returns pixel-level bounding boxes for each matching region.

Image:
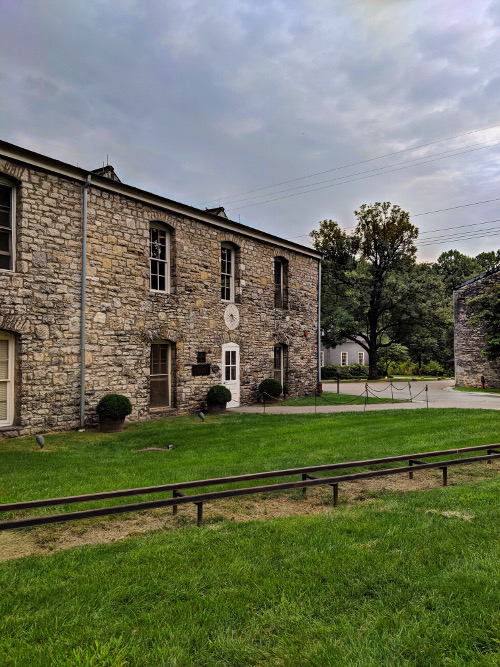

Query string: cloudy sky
[1,0,500,261]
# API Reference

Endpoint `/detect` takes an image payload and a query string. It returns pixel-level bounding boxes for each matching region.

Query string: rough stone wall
[454,270,500,388]
[0,158,319,436]
[0,159,83,437]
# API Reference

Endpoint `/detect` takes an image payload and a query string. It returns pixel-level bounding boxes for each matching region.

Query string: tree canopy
[311,202,447,379]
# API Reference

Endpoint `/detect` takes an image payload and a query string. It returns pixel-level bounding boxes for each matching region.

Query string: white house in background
[321,339,367,367]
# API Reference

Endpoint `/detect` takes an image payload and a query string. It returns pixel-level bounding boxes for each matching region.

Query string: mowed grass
[1,410,499,665]
[1,409,499,509]
[454,386,500,395]
[0,479,499,666]
[279,391,403,406]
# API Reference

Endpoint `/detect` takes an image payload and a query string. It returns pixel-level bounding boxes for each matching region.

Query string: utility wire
[202,122,500,206]
[413,196,500,217]
[228,141,500,212]
[419,217,500,235]
[418,230,500,247]
[224,139,499,207]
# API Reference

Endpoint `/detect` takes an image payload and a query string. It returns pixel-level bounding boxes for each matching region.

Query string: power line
[413,196,500,217]
[418,230,500,247]
[228,141,500,211]
[202,122,500,206]
[224,139,499,207]
[287,217,500,248]
[419,217,500,236]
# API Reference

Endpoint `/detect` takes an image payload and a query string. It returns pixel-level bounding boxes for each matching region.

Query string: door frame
[221,342,240,407]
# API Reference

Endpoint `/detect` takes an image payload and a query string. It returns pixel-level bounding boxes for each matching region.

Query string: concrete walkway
[230,380,500,415]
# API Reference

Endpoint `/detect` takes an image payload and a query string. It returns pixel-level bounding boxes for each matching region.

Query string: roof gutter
[80,174,91,428]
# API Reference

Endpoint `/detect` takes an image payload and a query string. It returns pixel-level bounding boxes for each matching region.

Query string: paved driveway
[231,380,500,415]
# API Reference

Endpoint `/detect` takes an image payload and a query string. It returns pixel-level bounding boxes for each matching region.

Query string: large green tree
[436,249,500,295]
[312,202,448,379]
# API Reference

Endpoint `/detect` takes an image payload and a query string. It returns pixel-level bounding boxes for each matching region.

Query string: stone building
[454,266,500,388]
[0,140,321,437]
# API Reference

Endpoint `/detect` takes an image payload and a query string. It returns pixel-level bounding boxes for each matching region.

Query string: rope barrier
[259,378,431,412]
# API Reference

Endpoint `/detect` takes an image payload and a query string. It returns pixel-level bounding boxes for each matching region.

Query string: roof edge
[0,139,322,260]
[454,264,500,290]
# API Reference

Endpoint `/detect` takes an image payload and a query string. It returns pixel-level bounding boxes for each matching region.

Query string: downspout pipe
[80,175,91,427]
[318,258,322,385]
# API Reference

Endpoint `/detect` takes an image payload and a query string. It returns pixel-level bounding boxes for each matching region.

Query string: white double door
[221,342,240,407]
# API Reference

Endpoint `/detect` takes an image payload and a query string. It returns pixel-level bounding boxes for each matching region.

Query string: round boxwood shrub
[96,394,133,420]
[206,384,232,405]
[259,378,283,398]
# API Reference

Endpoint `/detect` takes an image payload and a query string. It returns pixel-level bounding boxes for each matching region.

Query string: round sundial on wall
[224,303,240,330]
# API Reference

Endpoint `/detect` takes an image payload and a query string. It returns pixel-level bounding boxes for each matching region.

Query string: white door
[0,333,14,426]
[222,343,240,407]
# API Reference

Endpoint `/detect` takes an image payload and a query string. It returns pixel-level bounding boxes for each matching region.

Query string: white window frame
[0,176,15,273]
[273,344,284,387]
[274,258,284,308]
[358,351,364,365]
[0,332,14,427]
[341,351,348,366]
[221,243,234,302]
[320,351,325,367]
[150,223,170,293]
[150,341,172,408]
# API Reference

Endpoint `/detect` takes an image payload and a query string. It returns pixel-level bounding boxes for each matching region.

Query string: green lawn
[279,391,404,406]
[1,410,499,665]
[454,386,500,395]
[1,409,499,509]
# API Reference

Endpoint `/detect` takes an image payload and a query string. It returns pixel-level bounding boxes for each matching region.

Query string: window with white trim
[150,341,172,408]
[341,351,348,366]
[358,351,364,365]
[0,177,15,271]
[0,332,14,426]
[273,345,284,387]
[221,243,234,301]
[150,224,170,292]
[274,257,288,308]
[320,351,325,367]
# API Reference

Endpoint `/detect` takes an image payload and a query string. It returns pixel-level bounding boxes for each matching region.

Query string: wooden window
[221,244,234,301]
[0,178,15,272]
[0,332,14,426]
[358,351,364,365]
[274,258,288,308]
[341,351,348,366]
[150,224,170,292]
[273,345,284,386]
[150,342,171,408]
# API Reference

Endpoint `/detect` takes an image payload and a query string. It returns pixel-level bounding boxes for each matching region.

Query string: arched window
[273,344,287,389]
[0,176,16,272]
[274,257,288,308]
[150,223,170,293]
[221,243,235,302]
[0,332,14,426]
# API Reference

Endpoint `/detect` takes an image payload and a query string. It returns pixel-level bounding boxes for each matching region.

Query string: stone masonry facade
[454,268,500,389]
[0,141,321,437]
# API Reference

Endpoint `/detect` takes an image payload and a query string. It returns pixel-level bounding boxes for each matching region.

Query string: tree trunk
[368,347,378,380]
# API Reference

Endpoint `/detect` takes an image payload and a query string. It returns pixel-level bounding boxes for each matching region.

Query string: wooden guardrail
[0,444,498,530]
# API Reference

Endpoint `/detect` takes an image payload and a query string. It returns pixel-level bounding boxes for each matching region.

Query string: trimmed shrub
[259,378,283,398]
[96,394,132,420]
[206,384,232,405]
